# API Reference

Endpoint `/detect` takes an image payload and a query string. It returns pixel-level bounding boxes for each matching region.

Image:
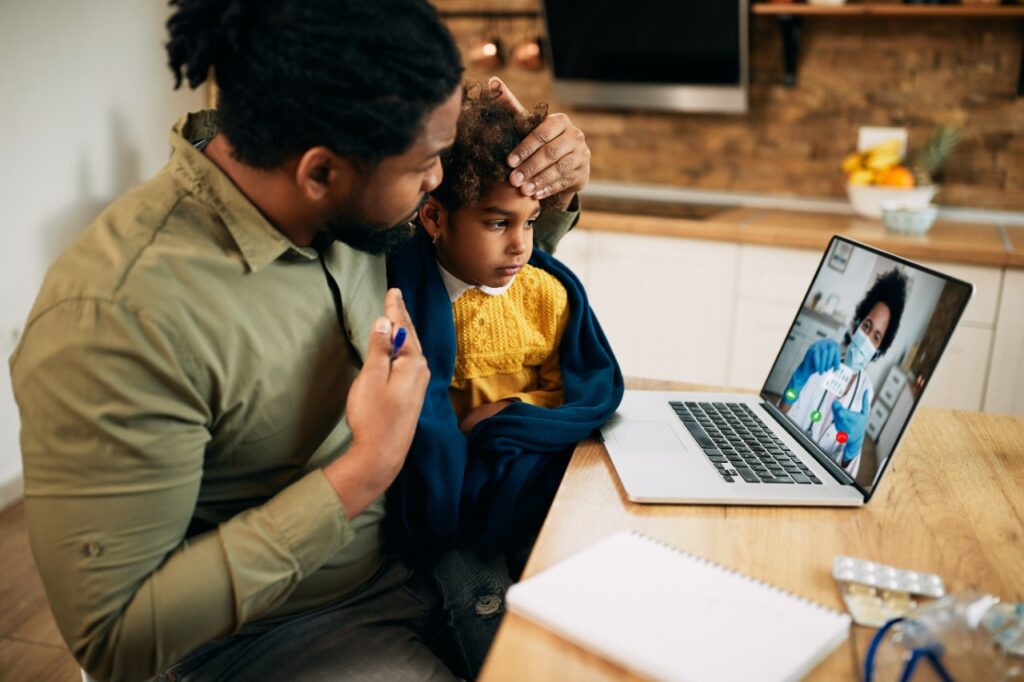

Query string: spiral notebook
[506,532,851,682]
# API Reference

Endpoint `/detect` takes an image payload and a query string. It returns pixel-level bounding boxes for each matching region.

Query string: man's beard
[323,196,426,256]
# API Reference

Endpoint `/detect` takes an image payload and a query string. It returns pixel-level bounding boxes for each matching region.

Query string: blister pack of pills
[833,556,946,627]
[822,364,854,396]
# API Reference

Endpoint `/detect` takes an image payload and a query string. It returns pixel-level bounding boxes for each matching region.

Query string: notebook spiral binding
[628,530,842,616]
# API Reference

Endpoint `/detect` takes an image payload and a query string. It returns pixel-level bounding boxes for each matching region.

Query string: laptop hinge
[761,399,859,489]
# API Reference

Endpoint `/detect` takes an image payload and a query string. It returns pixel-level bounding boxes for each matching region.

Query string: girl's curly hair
[431,83,552,212]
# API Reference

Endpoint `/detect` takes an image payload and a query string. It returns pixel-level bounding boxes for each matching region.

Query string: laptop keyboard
[669,401,822,485]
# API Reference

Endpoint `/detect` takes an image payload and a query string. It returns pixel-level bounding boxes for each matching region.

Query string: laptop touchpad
[610,422,687,452]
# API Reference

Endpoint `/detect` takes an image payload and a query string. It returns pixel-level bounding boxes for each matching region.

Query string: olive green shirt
[9,111,578,682]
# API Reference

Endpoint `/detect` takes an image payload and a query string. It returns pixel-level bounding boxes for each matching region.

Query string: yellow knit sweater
[449,264,569,419]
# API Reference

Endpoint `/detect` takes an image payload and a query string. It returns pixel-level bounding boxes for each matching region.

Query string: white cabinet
[918,260,1002,328]
[551,228,593,291]
[984,269,1024,415]
[921,325,993,412]
[878,366,907,408]
[867,400,890,441]
[730,299,800,390]
[868,366,906,441]
[729,245,824,391]
[735,244,823,309]
[584,232,739,386]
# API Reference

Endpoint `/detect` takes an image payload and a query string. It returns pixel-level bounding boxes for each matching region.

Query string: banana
[848,169,874,186]
[865,139,902,157]
[842,152,863,175]
[843,139,904,183]
[865,149,901,171]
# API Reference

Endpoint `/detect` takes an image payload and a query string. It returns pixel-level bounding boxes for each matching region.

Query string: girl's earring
[432,232,441,245]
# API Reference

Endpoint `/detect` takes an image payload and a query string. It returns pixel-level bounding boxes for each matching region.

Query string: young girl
[386,86,622,678]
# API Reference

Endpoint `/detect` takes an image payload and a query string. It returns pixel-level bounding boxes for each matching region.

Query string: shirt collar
[169,110,309,272]
[436,261,516,302]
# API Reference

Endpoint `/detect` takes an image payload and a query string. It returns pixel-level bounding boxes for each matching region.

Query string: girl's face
[428,183,541,288]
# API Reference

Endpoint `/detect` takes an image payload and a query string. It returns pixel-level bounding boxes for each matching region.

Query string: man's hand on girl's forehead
[488,77,591,210]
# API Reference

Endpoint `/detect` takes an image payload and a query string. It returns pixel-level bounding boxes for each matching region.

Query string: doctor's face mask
[845,328,876,372]
[845,301,892,372]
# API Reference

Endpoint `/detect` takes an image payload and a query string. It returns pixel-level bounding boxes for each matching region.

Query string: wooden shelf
[753,3,1024,92]
[753,4,1024,17]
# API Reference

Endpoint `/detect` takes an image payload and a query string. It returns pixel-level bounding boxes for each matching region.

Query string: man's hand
[324,289,430,518]
[459,400,513,434]
[490,76,591,210]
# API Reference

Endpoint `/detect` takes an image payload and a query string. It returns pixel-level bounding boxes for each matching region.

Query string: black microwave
[543,0,749,114]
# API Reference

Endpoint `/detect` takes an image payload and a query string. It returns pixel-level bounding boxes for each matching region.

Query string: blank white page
[506,531,851,682]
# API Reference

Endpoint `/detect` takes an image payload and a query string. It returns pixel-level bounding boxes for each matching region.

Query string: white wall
[802,243,877,325]
[0,2,207,509]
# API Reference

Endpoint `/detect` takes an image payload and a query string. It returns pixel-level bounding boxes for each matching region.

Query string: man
[9,1,590,680]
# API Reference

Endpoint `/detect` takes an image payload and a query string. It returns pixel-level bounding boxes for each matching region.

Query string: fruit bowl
[881,204,939,235]
[846,183,938,219]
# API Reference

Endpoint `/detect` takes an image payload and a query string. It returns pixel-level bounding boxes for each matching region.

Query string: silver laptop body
[600,237,973,506]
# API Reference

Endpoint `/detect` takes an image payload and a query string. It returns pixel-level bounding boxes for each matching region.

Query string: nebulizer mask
[864,592,1024,681]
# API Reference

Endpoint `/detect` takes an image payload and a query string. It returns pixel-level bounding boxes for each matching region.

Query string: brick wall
[436,1,1024,211]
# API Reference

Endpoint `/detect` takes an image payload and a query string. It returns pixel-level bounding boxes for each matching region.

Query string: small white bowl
[881,204,939,235]
[846,183,938,219]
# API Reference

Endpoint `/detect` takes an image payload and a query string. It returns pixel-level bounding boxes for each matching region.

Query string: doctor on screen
[779,270,908,478]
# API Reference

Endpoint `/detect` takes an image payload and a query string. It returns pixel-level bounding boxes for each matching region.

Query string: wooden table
[479,381,1024,681]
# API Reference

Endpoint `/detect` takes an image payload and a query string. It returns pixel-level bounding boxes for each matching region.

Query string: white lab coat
[785,370,874,479]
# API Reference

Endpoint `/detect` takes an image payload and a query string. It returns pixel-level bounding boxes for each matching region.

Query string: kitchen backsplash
[435,0,1024,212]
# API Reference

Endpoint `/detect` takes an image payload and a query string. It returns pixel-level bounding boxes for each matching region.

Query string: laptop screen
[760,237,972,498]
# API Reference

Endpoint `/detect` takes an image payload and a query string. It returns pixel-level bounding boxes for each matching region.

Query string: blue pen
[391,327,407,359]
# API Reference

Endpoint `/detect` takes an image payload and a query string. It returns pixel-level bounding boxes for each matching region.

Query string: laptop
[600,236,973,506]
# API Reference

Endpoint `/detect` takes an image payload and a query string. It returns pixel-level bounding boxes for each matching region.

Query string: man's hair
[166,0,463,169]
[431,84,551,213]
[849,268,908,356]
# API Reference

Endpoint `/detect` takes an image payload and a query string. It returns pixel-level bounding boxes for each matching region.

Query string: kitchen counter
[1005,225,1024,268]
[576,202,1019,269]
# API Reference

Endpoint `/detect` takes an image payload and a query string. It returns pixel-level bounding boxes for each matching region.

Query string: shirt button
[474,594,503,616]
[82,542,104,558]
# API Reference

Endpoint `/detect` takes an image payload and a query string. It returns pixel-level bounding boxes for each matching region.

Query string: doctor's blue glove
[833,392,870,461]
[784,339,842,402]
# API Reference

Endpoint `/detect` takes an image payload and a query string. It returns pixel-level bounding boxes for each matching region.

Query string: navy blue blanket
[386,231,623,559]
